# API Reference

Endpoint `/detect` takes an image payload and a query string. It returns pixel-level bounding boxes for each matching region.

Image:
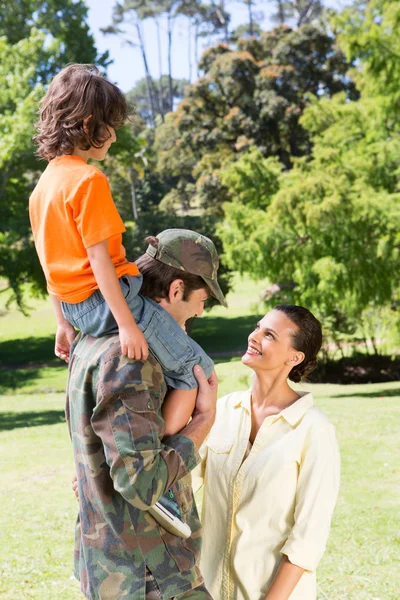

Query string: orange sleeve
[73,172,125,249]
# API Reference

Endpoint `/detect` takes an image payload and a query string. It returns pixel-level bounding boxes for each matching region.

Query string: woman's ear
[287,351,305,367]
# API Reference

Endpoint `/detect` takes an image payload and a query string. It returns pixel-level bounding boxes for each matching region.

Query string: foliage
[155,23,355,213]
[218,0,400,350]
[0,3,109,309]
[0,32,49,310]
[126,75,189,124]
[0,0,109,77]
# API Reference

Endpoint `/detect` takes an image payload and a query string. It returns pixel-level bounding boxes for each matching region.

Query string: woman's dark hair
[34,64,129,160]
[136,237,208,301]
[274,304,323,383]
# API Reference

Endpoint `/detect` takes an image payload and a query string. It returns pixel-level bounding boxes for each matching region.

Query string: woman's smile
[245,344,262,356]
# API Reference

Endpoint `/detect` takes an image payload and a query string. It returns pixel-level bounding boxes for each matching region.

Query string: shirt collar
[234,389,314,427]
[234,389,252,412]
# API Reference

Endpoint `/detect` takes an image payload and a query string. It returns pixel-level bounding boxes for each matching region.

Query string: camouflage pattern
[145,569,212,599]
[145,229,228,308]
[66,333,206,600]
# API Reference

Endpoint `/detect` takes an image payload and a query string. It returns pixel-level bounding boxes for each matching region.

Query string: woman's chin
[242,352,254,367]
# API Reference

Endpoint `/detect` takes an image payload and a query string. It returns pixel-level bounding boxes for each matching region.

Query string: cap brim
[202,276,228,308]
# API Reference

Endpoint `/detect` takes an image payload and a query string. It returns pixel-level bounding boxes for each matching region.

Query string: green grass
[1,373,400,599]
[191,273,267,353]
[0,392,81,599]
[0,286,57,366]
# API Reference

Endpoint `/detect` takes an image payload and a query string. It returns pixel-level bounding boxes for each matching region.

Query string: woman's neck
[251,372,299,411]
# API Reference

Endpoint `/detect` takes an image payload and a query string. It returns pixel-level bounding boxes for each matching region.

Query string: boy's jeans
[61,275,214,390]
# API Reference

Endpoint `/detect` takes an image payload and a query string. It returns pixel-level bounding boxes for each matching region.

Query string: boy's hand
[55,322,77,362]
[72,475,79,500]
[119,322,149,360]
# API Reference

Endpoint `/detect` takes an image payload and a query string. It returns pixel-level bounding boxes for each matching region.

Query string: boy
[29,64,227,534]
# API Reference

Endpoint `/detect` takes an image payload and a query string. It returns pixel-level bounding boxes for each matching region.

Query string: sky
[85,0,350,93]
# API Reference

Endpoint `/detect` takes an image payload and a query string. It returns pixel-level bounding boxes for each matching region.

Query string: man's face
[159,284,209,329]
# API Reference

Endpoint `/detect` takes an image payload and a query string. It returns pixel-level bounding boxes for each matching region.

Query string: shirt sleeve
[90,360,200,511]
[280,422,341,572]
[73,172,125,249]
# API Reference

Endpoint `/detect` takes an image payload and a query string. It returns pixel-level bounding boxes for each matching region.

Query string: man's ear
[168,279,185,304]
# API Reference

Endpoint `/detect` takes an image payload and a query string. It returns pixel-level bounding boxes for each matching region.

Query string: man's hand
[119,322,149,360]
[55,322,77,362]
[72,475,79,500]
[177,366,218,449]
[192,366,218,420]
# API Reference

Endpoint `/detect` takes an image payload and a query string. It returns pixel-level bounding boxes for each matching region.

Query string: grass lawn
[1,369,399,599]
[1,277,399,598]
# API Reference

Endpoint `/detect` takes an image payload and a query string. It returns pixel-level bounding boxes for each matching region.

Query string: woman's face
[242,309,304,374]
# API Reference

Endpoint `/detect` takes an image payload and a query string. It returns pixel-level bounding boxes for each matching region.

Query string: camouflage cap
[146,229,228,308]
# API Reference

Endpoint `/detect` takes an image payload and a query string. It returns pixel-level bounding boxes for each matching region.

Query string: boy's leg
[139,296,214,389]
[60,275,143,338]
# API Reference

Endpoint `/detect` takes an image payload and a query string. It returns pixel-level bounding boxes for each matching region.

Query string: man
[67,229,226,600]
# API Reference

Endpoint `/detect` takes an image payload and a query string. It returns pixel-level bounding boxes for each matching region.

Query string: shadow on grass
[191,315,261,354]
[330,388,400,399]
[0,410,65,431]
[0,336,56,367]
[0,364,68,395]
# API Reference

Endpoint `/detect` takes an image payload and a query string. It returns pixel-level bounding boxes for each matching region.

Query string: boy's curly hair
[34,64,129,160]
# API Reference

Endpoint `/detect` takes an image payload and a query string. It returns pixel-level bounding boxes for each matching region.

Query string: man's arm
[91,364,217,510]
[176,366,217,449]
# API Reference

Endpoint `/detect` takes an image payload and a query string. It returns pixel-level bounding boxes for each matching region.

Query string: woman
[194,304,340,600]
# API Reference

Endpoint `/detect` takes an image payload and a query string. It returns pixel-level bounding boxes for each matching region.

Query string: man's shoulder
[71,333,166,395]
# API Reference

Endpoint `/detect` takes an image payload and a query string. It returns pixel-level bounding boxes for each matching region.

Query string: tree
[0,3,109,308]
[288,1,324,27]
[233,0,262,38]
[271,1,324,27]
[218,0,400,348]
[126,76,189,125]
[104,0,158,127]
[155,24,355,213]
[0,0,109,78]
[0,32,49,309]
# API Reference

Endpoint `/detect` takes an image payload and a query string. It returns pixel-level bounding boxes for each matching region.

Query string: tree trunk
[135,21,156,128]
[370,335,380,356]
[213,0,228,43]
[130,168,138,220]
[155,17,165,122]
[295,1,316,27]
[188,18,192,82]
[195,21,200,78]
[276,0,286,24]
[167,9,174,112]
[247,1,254,36]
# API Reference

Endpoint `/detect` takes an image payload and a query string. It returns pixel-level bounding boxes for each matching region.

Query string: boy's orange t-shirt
[29,155,139,303]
